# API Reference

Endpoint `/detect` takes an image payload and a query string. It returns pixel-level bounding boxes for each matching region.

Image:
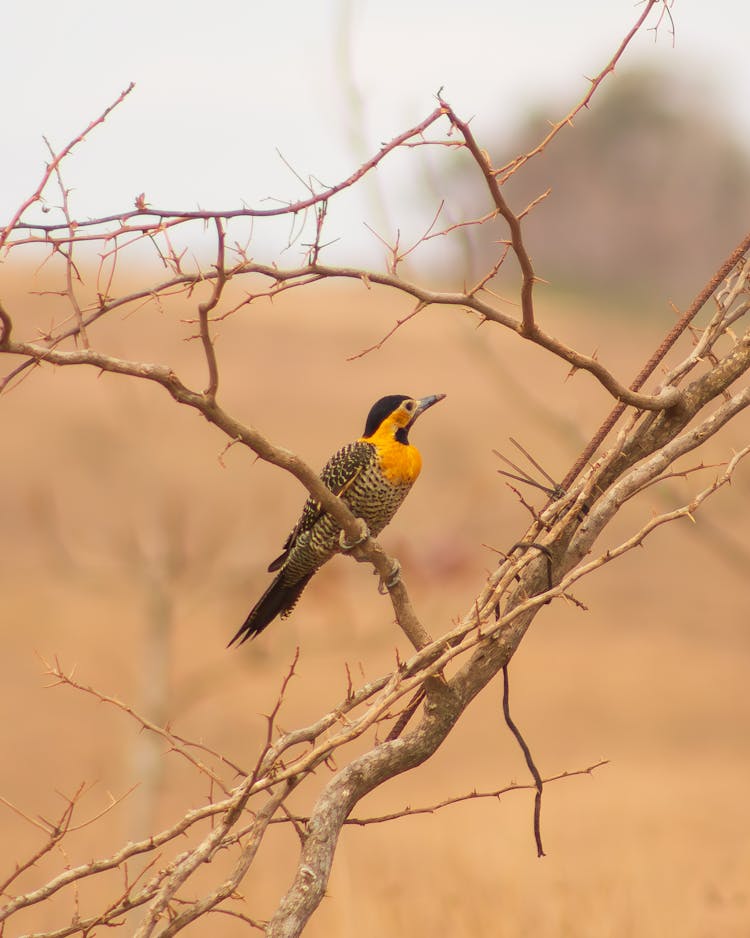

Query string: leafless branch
[43,657,234,793]
[271,761,609,827]
[494,0,664,183]
[8,105,448,239]
[0,82,135,250]
[561,233,750,491]
[2,3,748,935]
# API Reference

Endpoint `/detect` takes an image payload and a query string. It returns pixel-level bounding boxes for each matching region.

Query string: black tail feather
[228,572,312,647]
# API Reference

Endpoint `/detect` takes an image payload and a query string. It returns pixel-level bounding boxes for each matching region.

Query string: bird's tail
[228,572,313,647]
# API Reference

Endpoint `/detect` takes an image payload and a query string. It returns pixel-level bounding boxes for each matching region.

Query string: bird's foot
[339,519,370,551]
[378,559,401,594]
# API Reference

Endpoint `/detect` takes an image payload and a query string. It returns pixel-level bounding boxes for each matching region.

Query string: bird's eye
[403,400,414,411]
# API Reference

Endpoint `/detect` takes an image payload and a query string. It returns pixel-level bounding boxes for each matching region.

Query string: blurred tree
[468,68,750,300]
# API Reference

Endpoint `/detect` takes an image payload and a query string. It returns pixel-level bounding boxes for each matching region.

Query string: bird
[228,393,445,646]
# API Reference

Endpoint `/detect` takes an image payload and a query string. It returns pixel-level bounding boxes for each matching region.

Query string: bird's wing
[267,441,373,572]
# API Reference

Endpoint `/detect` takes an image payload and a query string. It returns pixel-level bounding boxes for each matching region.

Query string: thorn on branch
[505,483,544,523]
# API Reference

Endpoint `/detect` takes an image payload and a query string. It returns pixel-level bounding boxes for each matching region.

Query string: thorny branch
[1,256,680,409]
[561,236,750,491]
[8,104,449,239]
[4,331,745,936]
[196,218,226,400]
[0,82,135,251]
[274,760,609,827]
[495,0,669,184]
[2,1,748,936]
[2,3,677,412]
[43,657,238,793]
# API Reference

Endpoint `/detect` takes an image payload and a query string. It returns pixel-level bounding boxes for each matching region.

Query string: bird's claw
[378,559,401,594]
[339,519,370,551]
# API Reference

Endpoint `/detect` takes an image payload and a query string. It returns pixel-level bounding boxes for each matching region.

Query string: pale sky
[4,1,749,258]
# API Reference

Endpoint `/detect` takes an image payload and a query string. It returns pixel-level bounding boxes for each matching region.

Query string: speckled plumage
[276,440,414,585]
[229,394,444,646]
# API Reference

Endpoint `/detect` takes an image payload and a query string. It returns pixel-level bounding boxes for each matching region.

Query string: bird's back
[281,439,415,585]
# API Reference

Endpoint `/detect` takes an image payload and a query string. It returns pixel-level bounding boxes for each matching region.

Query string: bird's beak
[412,393,446,421]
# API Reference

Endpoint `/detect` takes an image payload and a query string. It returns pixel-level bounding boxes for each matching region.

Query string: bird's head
[362,394,446,444]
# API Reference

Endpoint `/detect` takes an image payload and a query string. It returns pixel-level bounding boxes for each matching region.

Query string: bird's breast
[373,439,422,486]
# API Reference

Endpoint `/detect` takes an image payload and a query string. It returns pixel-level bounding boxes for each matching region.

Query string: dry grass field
[1,264,749,936]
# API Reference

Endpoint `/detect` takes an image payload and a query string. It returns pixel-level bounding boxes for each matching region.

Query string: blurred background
[4,0,750,280]
[2,1,750,936]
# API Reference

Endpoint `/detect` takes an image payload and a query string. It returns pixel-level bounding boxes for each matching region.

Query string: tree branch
[0,83,135,250]
[561,231,750,490]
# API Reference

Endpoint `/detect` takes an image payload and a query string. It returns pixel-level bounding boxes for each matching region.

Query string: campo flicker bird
[229,393,445,645]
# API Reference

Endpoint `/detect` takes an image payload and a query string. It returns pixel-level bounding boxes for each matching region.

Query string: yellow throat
[360,416,422,486]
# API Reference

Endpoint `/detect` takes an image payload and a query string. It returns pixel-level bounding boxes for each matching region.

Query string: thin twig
[495,0,661,183]
[0,82,135,249]
[197,218,225,400]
